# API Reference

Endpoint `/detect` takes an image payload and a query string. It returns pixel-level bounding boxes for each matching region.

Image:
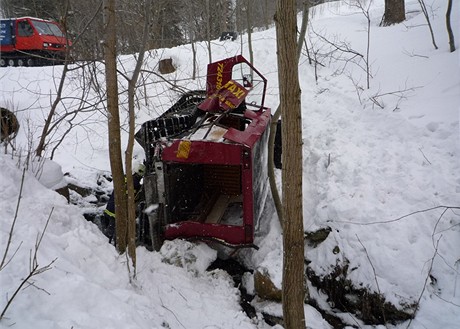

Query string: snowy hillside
[1,0,459,328]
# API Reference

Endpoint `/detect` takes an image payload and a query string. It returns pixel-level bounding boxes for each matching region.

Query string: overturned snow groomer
[136,55,271,251]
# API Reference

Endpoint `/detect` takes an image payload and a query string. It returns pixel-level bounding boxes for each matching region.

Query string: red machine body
[0,17,70,67]
[137,55,271,250]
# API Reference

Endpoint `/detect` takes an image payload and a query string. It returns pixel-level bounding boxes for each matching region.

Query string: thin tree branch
[336,206,460,226]
[356,234,387,323]
[406,236,441,328]
[0,208,56,320]
[0,168,26,270]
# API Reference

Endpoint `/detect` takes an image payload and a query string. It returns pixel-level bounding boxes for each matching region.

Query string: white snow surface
[1,1,459,328]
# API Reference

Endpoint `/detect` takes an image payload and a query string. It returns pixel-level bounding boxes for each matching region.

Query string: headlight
[43,43,49,48]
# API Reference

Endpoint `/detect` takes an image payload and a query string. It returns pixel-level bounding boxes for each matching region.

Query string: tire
[0,58,5,67]
[7,59,15,67]
[26,58,35,67]
[17,59,25,67]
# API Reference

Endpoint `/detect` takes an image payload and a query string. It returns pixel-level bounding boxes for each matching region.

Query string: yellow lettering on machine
[177,140,191,159]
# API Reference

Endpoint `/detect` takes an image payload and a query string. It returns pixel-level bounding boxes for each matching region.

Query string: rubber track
[135,90,206,149]
[0,50,66,67]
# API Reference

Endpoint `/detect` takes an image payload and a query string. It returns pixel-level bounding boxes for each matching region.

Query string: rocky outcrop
[306,259,416,325]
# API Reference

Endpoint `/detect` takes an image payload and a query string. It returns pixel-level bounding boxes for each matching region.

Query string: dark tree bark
[381,0,406,26]
[446,0,455,52]
[275,0,306,327]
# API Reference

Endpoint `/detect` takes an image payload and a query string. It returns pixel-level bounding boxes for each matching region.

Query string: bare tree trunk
[296,1,309,62]
[35,0,71,158]
[381,0,405,26]
[191,40,197,79]
[184,1,198,79]
[268,108,283,224]
[206,0,212,63]
[269,0,310,228]
[275,0,306,327]
[122,0,151,272]
[218,0,227,32]
[446,0,455,52]
[35,64,69,158]
[263,0,270,29]
[417,0,438,50]
[104,0,128,254]
[246,0,254,66]
[353,0,372,89]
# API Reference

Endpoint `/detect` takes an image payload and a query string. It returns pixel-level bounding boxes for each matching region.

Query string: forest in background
[1,0,305,59]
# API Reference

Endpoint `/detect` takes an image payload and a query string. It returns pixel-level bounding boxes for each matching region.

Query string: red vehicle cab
[0,17,70,67]
[136,55,271,251]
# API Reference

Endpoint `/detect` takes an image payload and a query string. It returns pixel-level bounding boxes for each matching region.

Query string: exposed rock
[208,258,257,319]
[67,182,93,197]
[54,185,70,202]
[158,58,175,74]
[261,312,284,327]
[307,261,416,325]
[67,172,111,206]
[305,226,332,248]
[307,298,348,329]
[1,107,20,142]
[254,268,282,302]
[66,172,112,223]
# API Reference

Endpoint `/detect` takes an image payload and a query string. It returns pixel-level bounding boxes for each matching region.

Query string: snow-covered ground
[1,0,459,328]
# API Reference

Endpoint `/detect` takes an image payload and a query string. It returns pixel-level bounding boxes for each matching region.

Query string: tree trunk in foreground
[104,0,128,253]
[268,0,310,226]
[275,0,306,327]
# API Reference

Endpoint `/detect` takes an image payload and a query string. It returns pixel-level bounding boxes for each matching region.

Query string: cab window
[18,21,34,36]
